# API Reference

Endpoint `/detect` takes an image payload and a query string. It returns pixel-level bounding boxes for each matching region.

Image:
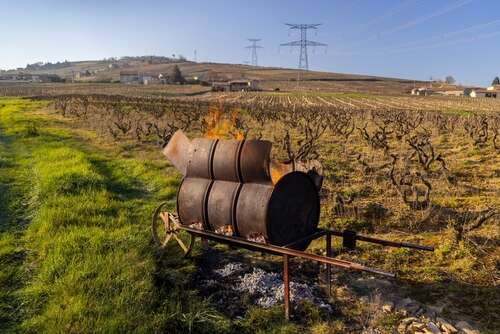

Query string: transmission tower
[245,38,263,66]
[280,24,327,70]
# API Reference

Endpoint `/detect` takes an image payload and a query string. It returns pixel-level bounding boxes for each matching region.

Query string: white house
[411,87,434,96]
[469,89,498,98]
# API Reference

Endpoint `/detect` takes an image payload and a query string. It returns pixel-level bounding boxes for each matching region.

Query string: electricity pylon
[245,38,263,66]
[280,24,327,70]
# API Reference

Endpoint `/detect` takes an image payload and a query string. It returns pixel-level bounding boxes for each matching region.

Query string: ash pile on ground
[193,251,482,332]
[195,254,333,317]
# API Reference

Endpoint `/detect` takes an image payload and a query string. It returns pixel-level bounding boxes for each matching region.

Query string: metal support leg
[326,232,332,296]
[283,254,290,320]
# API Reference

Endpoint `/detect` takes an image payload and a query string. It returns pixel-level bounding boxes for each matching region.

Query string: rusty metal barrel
[186,138,272,183]
[176,137,319,250]
[176,174,319,250]
[207,180,241,233]
[237,172,320,248]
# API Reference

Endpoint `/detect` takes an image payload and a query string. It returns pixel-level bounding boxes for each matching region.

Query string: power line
[245,38,263,66]
[280,23,327,71]
[356,0,422,32]
[380,0,475,36]
[336,18,500,56]
[331,28,500,57]
[340,0,475,51]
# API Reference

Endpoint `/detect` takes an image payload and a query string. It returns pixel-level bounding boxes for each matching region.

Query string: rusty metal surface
[266,171,320,249]
[212,139,243,182]
[235,182,274,241]
[326,233,332,295]
[207,180,241,233]
[162,130,191,176]
[283,254,290,321]
[328,230,434,251]
[186,138,217,179]
[177,178,212,228]
[184,138,272,183]
[239,140,272,183]
[178,172,320,250]
[179,225,396,277]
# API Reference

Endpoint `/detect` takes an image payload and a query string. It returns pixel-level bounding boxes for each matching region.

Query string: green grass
[0,98,231,333]
[1,98,335,333]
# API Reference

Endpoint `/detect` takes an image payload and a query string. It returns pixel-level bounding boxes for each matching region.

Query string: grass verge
[0,98,232,333]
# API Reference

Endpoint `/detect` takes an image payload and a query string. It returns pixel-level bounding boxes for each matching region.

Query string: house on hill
[466,88,498,98]
[0,73,62,83]
[411,87,434,96]
[434,90,464,97]
[120,71,139,84]
[120,71,160,85]
[212,80,259,92]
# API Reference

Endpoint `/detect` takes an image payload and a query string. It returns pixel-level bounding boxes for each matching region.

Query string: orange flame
[204,102,245,140]
[270,160,294,185]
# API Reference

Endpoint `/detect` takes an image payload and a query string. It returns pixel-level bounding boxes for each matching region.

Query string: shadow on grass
[88,156,150,201]
[0,134,29,332]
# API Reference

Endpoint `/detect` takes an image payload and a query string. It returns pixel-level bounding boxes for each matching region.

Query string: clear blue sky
[1,0,499,86]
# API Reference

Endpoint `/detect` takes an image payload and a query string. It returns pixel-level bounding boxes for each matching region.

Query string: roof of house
[120,71,163,77]
[229,80,252,84]
[120,71,139,76]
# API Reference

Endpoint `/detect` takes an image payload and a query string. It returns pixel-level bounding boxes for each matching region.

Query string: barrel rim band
[208,139,219,180]
[236,139,245,183]
[202,179,215,231]
[231,183,243,236]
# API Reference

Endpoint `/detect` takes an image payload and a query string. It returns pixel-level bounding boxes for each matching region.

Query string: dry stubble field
[0,85,498,333]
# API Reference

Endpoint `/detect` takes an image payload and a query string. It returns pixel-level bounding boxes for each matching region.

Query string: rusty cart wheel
[152,202,195,257]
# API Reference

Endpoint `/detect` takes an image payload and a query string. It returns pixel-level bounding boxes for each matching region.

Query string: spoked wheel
[152,202,195,257]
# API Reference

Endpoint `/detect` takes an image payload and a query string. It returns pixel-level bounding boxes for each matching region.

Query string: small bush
[362,203,388,220]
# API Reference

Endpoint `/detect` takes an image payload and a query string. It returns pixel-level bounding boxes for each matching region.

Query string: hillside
[4,57,427,94]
